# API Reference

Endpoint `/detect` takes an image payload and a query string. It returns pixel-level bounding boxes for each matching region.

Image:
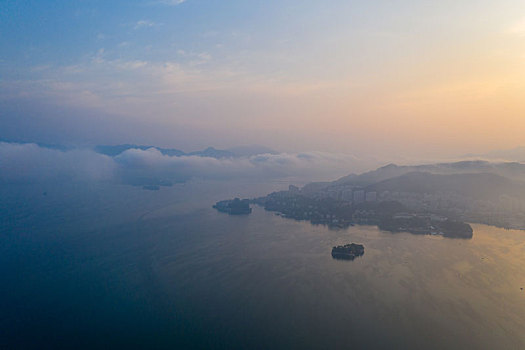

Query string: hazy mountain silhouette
[94,144,185,157]
[226,145,278,157]
[463,146,525,162]
[94,144,277,159]
[333,160,525,186]
[366,171,525,201]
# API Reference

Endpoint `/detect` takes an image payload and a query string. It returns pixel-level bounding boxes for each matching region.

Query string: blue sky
[1,0,525,156]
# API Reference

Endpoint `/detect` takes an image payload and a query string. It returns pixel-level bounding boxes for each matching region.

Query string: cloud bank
[0,142,115,184]
[0,142,374,186]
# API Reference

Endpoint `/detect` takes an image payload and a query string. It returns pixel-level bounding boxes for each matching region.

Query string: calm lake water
[1,181,525,349]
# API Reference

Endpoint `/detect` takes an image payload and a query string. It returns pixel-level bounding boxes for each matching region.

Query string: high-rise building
[353,190,365,203]
[341,190,353,201]
[365,191,377,202]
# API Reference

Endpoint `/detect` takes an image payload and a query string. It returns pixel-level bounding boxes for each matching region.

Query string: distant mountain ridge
[464,146,525,162]
[332,160,525,186]
[296,160,525,229]
[94,144,278,159]
[366,171,525,201]
[94,144,185,157]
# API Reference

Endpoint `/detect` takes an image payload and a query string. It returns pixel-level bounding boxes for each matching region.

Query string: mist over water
[3,1,525,348]
[2,180,525,349]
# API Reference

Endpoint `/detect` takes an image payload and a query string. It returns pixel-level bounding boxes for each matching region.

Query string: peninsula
[251,187,473,238]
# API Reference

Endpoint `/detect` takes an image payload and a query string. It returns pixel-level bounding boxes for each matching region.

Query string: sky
[1,0,525,158]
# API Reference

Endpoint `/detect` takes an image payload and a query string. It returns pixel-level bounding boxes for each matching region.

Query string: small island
[331,243,365,260]
[213,198,252,215]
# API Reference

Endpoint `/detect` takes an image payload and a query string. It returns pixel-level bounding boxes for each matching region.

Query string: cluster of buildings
[313,186,377,204]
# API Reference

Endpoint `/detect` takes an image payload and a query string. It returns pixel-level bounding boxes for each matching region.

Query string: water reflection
[1,183,525,349]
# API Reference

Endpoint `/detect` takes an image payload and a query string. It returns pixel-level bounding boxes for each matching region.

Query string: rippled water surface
[2,182,525,349]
